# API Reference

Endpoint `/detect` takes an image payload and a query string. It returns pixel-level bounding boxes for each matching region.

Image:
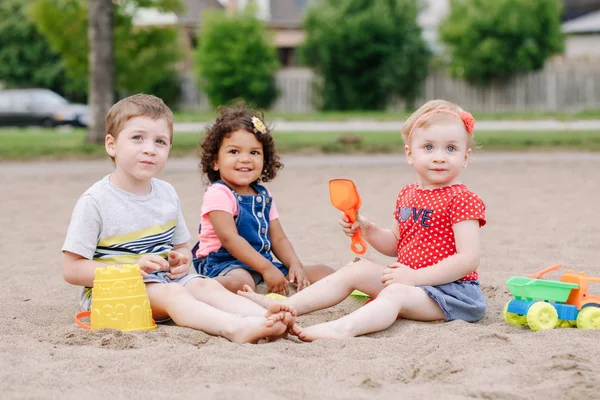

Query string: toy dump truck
[504,264,600,331]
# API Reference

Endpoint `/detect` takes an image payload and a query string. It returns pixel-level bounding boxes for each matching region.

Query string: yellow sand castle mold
[75,264,156,331]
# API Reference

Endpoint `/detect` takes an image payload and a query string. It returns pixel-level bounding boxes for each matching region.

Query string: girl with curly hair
[193,101,333,295]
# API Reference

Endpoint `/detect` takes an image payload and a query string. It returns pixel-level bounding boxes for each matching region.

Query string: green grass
[273,130,600,153]
[173,109,600,123]
[0,128,201,160]
[0,128,105,160]
[2,128,600,160]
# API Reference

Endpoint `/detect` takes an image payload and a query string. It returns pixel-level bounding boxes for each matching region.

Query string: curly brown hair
[199,100,283,184]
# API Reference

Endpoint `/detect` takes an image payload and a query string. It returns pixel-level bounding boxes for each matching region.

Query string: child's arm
[62,251,105,287]
[62,251,168,287]
[341,214,399,257]
[209,210,289,294]
[268,219,310,290]
[382,219,481,287]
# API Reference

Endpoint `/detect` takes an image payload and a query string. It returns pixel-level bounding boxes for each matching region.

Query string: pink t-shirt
[196,184,279,257]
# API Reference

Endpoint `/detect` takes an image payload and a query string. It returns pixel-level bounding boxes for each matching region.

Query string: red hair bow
[460,112,475,133]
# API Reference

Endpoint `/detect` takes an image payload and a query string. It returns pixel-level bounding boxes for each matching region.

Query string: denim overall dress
[192,181,288,284]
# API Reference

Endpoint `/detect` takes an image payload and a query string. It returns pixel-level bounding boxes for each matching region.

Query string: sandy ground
[1,153,599,400]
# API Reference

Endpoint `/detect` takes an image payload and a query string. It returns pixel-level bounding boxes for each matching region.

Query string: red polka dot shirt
[393,183,486,282]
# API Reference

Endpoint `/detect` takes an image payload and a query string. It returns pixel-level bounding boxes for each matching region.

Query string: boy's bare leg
[236,286,274,309]
[238,259,387,316]
[185,277,296,318]
[295,283,445,341]
[146,283,288,344]
[214,269,256,293]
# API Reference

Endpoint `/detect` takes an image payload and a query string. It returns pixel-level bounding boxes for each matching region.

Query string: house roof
[563,0,600,21]
[132,8,178,26]
[144,0,600,31]
[270,0,308,27]
[177,0,223,26]
[562,9,600,33]
[177,0,307,28]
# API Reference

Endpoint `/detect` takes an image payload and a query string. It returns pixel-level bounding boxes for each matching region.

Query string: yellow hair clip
[251,116,267,134]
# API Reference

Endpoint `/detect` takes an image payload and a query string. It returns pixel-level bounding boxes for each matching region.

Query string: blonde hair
[105,94,173,160]
[401,99,473,147]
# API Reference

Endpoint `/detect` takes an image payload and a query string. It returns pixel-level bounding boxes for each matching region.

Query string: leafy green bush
[439,0,564,85]
[195,8,279,108]
[29,0,183,106]
[300,0,430,110]
[0,0,81,100]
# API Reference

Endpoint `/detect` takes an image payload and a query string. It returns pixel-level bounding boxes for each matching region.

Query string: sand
[1,152,599,399]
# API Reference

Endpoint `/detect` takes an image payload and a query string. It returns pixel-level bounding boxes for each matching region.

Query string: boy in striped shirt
[62,94,294,343]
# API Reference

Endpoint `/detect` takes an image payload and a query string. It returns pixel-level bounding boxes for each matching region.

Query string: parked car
[0,88,89,128]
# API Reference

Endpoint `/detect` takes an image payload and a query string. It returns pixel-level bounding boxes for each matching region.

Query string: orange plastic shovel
[527,264,562,279]
[329,179,367,255]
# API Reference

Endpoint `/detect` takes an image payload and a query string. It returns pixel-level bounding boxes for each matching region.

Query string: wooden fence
[180,60,600,113]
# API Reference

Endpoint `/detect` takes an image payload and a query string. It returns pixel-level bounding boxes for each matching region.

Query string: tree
[0,0,79,100]
[195,8,279,109]
[300,0,430,111]
[439,0,564,85]
[87,0,114,144]
[30,0,183,143]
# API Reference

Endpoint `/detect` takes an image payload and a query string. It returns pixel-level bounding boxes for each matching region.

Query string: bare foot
[230,314,287,344]
[266,311,297,342]
[263,304,297,341]
[264,301,296,319]
[296,322,353,342]
[237,285,283,309]
[288,323,303,337]
[281,310,297,335]
[236,292,299,340]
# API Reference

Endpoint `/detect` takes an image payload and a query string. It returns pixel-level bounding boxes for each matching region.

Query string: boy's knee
[197,277,225,291]
[164,282,186,295]
[148,282,187,302]
[184,276,225,295]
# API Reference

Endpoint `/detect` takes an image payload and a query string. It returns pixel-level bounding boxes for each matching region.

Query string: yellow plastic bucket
[75,264,156,331]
